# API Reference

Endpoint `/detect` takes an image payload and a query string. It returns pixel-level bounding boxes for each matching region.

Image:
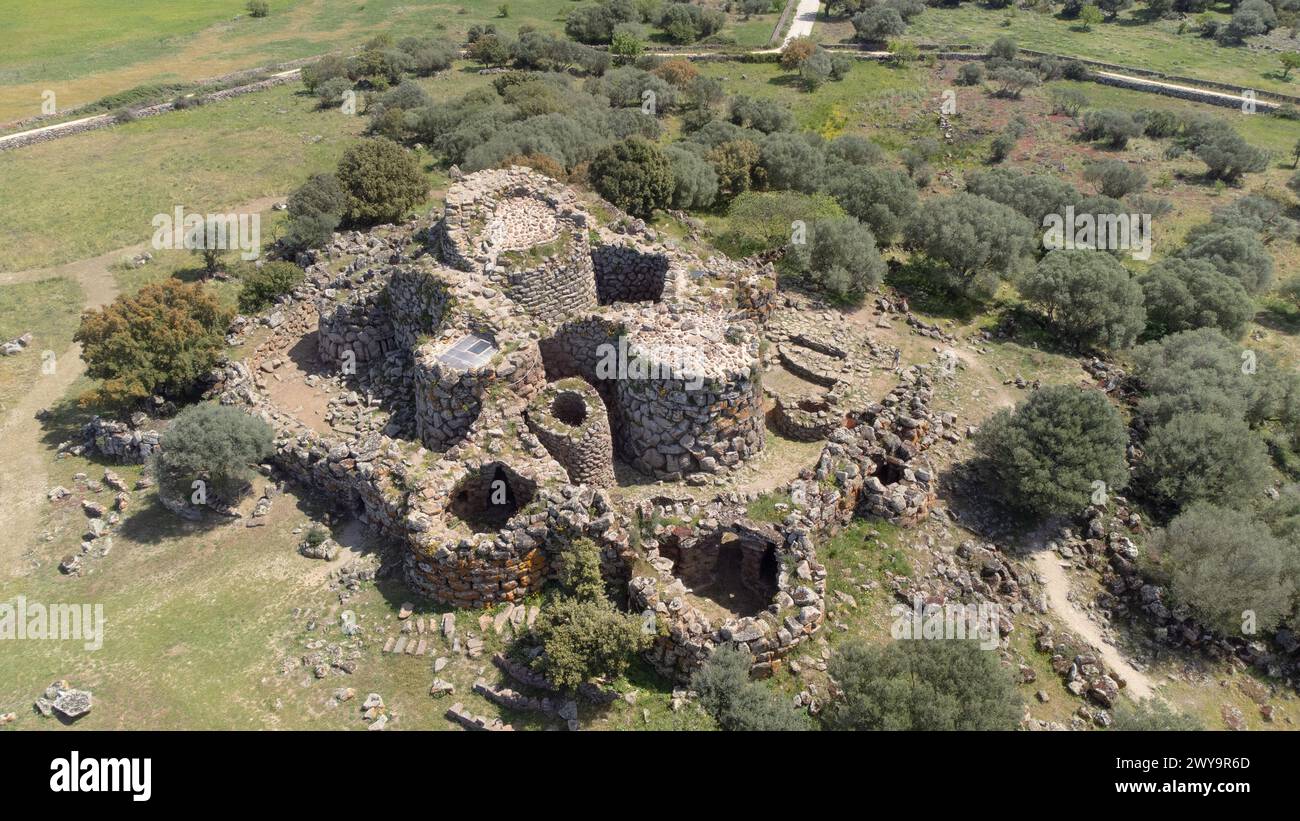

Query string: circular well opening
[551,391,588,426]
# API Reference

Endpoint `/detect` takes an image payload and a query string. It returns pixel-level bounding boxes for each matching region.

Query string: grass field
[0,279,84,413]
[0,0,781,124]
[818,5,1300,96]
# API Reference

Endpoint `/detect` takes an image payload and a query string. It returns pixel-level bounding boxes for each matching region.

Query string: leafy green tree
[990,66,1039,98]
[1019,250,1146,349]
[555,537,606,601]
[691,645,810,731]
[708,139,764,200]
[827,165,917,244]
[903,192,1036,297]
[966,168,1079,224]
[1281,52,1300,81]
[663,144,718,209]
[823,639,1022,730]
[956,62,985,86]
[1138,258,1254,339]
[852,6,907,40]
[335,137,427,225]
[1132,328,1268,426]
[1175,227,1274,294]
[75,280,233,406]
[467,34,513,67]
[758,132,826,193]
[1077,4,1104,28]
[589,136,674,218]
[283,173,347,254]
[974,385,1129,517]
[238,261,305,314]
[728,95,794,133]
[1083,160,1147,198]
[716,190,843,256]
[827,134,886,167]
[301,55,349,93]
[1080,109,1142,149]
[527,597,650,689]
[1139,413,1270,512]
[1193,128,1269,183]
[315,77,352,109]
[1154,503,1295,635]
[1111,698,1204,731]
[784,216,887,302]
[988,36,1018,60]
[152,403,274,505]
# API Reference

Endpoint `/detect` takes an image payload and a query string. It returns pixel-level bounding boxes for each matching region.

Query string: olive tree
[1018,250,1146,350]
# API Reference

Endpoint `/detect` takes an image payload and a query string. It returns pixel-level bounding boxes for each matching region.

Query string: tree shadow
[884,257,986,322]
[115,496,225,544]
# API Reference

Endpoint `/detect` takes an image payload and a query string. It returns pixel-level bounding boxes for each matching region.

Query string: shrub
[283,173,347,254]
[246,0,270,18]
[966,168,1079,224]
[527,597,650,689]
[335,137,427,225]
[828,166,917,244]
[988,132,1016,163]
[1131,328,1266,426]
[783,216,887,302]
[989,66,1038,98]
[302,55,349,92]
[987,35,1018,60]
[1049,87,1087,118]
[1112,699,1205,731]
[691,645,810,731]
[316,76,353,109]
[75,280,233,406]
[1140,412,1271,511]
[780,36,818,69]
[1154,504,1294,635]
[1138,258,1254,339]
[956,62,985,86]
[398,36,456,75]
[1193,128,1269,183]
[1019,250,1146,349]
[852,6,908,40]
[1083,160,1147,199]
[1080,109,1142,149]
[238,261,305,313]
[975,385,1128,517]
[1175,227,1274,294]
[903,192,1036,296]
[589,136,674,217]
[758,131,826,193]
[555,537,606,601]
[823,639,1022,730]
[152,403,273,506]
[728,95,794,133]
[828,134,886,167]
[708,139,764,200]
[799,49,835,89]
[663,145,718,209]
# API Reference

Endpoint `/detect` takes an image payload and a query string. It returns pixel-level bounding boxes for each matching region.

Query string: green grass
[0,68,492,274]
[0,278,84,411]
[818,5,1300,96]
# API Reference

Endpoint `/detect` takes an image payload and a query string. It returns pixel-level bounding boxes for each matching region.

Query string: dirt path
[1032,550,1156,702]
[0,194,283,575]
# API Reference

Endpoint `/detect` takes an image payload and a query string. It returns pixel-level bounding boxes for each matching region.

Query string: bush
[691,645,810,731]
[1154,504,1294,635]
[238,261,305,313]
[246,0,270,18]
[965,168,1078,224]
[780,36,818,69]
[283,173,347,254]
[589,136,673,217]
[903,192,1036,296]
[758,131,826,193]
[783,216,887,302]
[663,144,718,209]
[708,139,764,201]
[335,137,427,225]
[1138,258,1254,339]
[828,134,886,167]
[987,36,1018,60]
[728,95,794,133]
[1139,413,1271,512]
[974,385,1129,518]
[1050,87,1087,118]
[398,36,456,75]
[852,6,908,40]
[1175,227,1274,294]
[1193,128,1269,183]
[989,66,1038,98]
[316,76,353,109]
[1080,109,1142,149]
[1111,699,1205,731]
[301,55,348,93]
[822,639,1021,730]
[827,165,917,244]
[956,62,985,86]
[988,132,1016,163]
[555,537,606,601]
[1131,329,1267,426]
[527,597,650,689]
[75,280,233,406]
[716,190,844,257]
[1019,250,1146,349]
[152,403,274,505]
[1083,160,1147,198]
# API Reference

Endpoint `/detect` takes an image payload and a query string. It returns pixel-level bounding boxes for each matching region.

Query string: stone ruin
[206,166,952,682]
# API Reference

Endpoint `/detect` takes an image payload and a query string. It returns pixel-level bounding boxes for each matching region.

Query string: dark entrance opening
[662,530,780,619]
[447,462,537,533]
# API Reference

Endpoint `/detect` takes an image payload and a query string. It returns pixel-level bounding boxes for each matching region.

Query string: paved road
[783,0,821,46]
